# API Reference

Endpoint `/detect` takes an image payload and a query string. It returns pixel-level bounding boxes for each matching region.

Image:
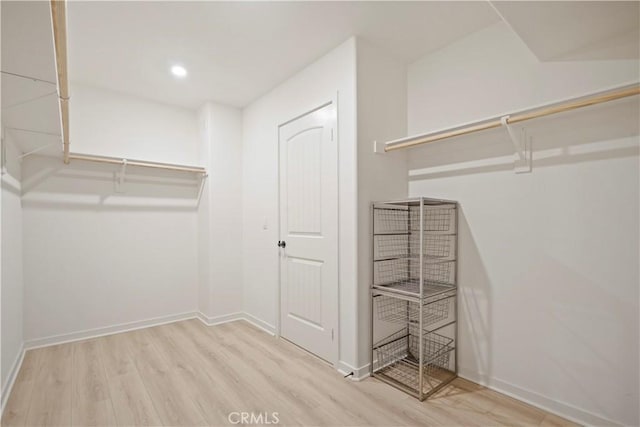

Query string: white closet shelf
[382,82,640,152]
[49,1,206,178]
[69,153,207,175]
[50,0,70,164]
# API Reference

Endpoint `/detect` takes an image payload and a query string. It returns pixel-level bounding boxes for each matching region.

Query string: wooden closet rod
[385,83,640,152]
[69,154,207,174]
[51,0,70,164]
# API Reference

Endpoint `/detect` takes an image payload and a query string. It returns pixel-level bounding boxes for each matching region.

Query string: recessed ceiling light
[171,65,187,78]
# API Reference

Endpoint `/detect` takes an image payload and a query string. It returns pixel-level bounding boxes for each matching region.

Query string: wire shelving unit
[370,197,458,400]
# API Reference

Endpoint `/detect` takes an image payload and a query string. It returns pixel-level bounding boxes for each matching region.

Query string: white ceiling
[492,1,640,61]
[67,1,500,109]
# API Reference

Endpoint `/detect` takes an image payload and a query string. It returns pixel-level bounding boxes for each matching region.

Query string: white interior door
[279,102,338,364]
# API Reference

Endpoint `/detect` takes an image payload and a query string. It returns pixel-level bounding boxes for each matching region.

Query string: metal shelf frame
[370,197,459,400]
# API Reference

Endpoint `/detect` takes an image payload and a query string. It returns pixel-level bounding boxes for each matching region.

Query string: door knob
[277,240,286,248]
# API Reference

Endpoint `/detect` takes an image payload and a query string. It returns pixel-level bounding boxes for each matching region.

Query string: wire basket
[374,203,456,234]
[374,234,456,261]
[413,260,456,284]
[373,327,455,398]
[373,259,456,295]
[410,204,457,234]
[373,200,457,297]
[375,292,454,327]
[423,234,456,260]
[373,206,410,235]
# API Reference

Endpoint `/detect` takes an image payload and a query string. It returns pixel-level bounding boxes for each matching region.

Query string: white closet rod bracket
[196,173,208,205]
[1,127,6,176]
[373,140,386,154]
[115,159,127,193]
[500,115,532,174]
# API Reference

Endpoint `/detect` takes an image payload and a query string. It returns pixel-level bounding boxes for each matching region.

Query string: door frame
[276,95,340,367]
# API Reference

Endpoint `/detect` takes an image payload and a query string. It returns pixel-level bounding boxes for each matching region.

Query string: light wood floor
[2,319,577,426]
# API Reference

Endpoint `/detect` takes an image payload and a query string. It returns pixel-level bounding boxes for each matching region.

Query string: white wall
[197,107,211,317]
[1,134,23,399]
[407,21,639,426]
[408,22,640,135]
[197,102,243,320]
[242,38,358,368]
[70,84,199,165]
[355,40,408,369]
[22,86,201,344]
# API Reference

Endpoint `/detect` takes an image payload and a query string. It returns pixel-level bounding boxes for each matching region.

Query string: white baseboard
[242,312,276,336]
[197,311,244,326]
[337,360,370,381]
[458,369,619,427]
[1,344,25,417]
[197,311,276,336]
[24,311,198,350]
[22,310,276,351]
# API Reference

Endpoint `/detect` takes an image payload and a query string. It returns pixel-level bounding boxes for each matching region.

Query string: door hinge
[331,329,334,341]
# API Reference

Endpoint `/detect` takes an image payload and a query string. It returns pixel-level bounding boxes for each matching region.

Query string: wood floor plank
[99,334,161,426]
[233,321,475,426]
[98,332,135,377]
[219,325,365,425]
[483,390,548,426]
[70,340,117,426]
[227,322,403,425]
[540,413,581,427]
[166,320,284,425]
[236,321,445,424]
[146,323,242,425]
[162,321,253,408]
[24,344,72,427]
[118,328,208,426]
[3,319,578,427]
[174,320,321,426]
[1,349,43,426]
